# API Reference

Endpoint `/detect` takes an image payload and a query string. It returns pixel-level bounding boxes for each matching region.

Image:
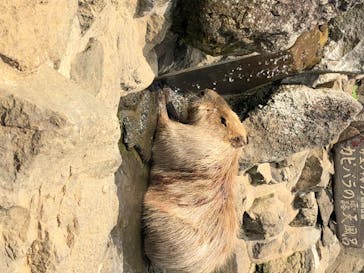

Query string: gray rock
[321,3,364,72]
[289,208,317,227]
[112,89,161,273]
[290,193,318,227]
[118,90,158,162]
[112,147,149,273]
[337,125,361,143]
[246,159,301,186]
[137,0,170,16]
[174,0,352,56]
[240,85,362,166]
[316,189,334,227]
[293,193,317,210]
[246,166,267,186]
[293,155,322,192]
[243,195,287,240]
[322,226,337,247]
[155,33,217,74]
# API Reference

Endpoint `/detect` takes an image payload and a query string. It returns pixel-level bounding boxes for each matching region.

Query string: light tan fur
[143,89,248,273]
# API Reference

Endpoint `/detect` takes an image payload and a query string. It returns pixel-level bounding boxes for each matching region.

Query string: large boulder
[174,0,352,56]
[240,85,362,167]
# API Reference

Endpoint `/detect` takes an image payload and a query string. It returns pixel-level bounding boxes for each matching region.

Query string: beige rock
[293,148,333,193]
[0,64,120,273]
[255,249,316,273]
[325,249,364,273]
[70,38,104,96]
[243,195,288,240]
[59,0,173,110]
[253,151,308,186]
[0,0,77,71]
[0,1,174,272]
[77,0,107,35]
[315,237,341,273]
[0,206,30,272]
[235,241,256,273]
[246,227,321,263]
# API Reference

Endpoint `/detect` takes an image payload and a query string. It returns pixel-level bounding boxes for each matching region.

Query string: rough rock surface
[326,250,364,273]
[0,0,77,71]
[320,3,364,72]
[118,90,158,162]
[293,149,333,193]
[246,227,321,263]
[240,85,362,166]
[174,0,352,56]
[254,249,316,273]
[243,195,287,240]
[59,0,173,109]
[0,64,121,273]
[290,193,318,227]
[112,89,158,273]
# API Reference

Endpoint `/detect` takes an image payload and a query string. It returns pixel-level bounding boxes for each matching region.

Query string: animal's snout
[230,135,248,148]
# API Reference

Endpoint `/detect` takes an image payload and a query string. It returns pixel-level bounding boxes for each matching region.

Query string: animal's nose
[231,136,242,148]
[231,135,248,148]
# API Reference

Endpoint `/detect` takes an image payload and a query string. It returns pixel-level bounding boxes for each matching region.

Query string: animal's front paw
[157,89,169,123]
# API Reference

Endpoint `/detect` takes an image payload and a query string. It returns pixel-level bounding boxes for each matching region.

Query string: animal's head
[189,89,248,148]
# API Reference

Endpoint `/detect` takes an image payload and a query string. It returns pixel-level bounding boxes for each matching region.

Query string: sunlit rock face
[0,65,121,273]
[0,0,77,71]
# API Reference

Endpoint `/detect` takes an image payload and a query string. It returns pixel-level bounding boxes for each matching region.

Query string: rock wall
[0,0,171,272]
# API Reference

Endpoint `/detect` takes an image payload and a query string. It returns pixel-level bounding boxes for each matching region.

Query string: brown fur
[143,89,248,273]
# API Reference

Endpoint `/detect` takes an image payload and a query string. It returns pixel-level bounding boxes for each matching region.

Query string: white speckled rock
[241,85,362,167]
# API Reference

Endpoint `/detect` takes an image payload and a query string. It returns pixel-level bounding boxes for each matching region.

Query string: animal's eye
[220,116,227,127]
[199,91,205,97]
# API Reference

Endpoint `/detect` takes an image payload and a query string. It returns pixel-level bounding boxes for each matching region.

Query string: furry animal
[143,89,248,273]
